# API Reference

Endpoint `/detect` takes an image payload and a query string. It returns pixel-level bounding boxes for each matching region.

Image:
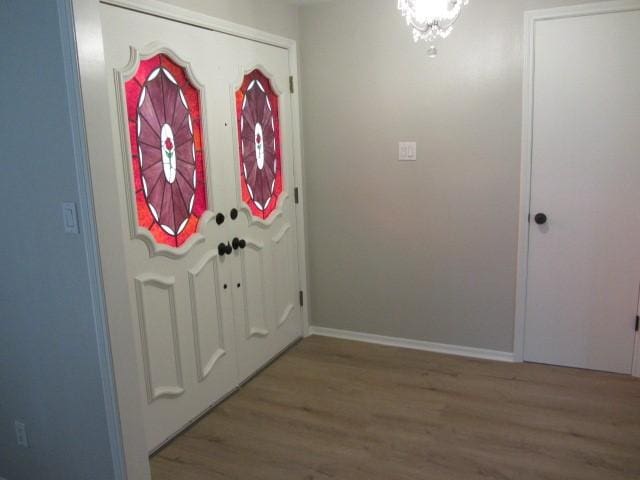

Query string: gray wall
[0,1,116,479]
[161,0,300,40]
[299,0,604,352]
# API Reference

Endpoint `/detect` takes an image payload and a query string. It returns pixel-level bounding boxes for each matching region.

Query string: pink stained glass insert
[235,69,282,220]
[124,53,207,248]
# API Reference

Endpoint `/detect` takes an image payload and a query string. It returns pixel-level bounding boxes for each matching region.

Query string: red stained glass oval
[235,69,282,220]
[125,53,208,248]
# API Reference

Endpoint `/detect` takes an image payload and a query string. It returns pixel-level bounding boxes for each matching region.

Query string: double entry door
[523,7,640,374]
[100,3,303,451]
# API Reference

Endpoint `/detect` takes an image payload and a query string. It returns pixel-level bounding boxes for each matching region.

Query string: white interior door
[524,8,640,373]
[99,3,303,451]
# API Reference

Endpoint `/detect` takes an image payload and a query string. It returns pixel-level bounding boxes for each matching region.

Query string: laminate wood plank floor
[151,336,640,480]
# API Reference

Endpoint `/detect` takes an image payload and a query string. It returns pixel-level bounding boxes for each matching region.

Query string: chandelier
[397,0,470,57]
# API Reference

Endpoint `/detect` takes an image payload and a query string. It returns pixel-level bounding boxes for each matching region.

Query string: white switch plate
[398,142,417,161]
[62,202,79,234]
[14,420,28,448]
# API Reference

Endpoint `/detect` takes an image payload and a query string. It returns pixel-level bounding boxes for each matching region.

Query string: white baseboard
[309,326,516,363]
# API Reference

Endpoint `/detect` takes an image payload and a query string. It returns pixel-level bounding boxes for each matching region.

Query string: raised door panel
[272,223,296,329]
[231,238,278,382]
[134,274,184,402]
[239,240,269,339]
[188,251,228,381]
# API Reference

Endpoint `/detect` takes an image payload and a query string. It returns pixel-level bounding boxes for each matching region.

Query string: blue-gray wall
[0,1,116,478]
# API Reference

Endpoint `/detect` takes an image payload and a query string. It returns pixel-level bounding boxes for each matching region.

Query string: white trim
[58,0,126,478]
[514,0,640,369]
[102,0,295,49]
[288,56,311,337]
[72,0,153,478]
[310,327,516,363]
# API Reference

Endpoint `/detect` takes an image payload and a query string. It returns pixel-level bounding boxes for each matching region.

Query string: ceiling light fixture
[397,0,470,57]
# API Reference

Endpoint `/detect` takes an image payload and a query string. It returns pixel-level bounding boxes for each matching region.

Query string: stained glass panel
[235,69,282,219]
[124,53,207,248]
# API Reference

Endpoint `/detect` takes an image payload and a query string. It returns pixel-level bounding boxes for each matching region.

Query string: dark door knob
[534,213,548,225]
[225,242,233,255]
[232,237,240,250]
[239,239,246,249]
[218,242,227,256]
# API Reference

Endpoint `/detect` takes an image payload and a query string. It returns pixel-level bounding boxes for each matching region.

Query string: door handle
[534,213,548,225]
[232,237,247,250]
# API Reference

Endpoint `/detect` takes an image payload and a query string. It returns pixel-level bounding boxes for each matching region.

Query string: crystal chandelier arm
[397,0,470,55]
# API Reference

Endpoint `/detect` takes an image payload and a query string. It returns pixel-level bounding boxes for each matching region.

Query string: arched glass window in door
[124,53,207,248]
[235,69,282,220]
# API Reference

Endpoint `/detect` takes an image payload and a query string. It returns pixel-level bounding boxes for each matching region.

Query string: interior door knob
[218,242,227,256]
[534,213,548,225]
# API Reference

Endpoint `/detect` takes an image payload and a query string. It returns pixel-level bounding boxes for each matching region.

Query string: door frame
[513,0,640,377]
[71,0,311,478]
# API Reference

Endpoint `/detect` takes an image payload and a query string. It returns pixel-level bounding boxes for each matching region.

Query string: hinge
[289,76,294,94]
[299,290,304,307]
[636,315,639,332]
[294,187,299,204]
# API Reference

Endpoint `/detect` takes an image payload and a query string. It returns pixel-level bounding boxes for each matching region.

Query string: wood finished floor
[151,336,640,480]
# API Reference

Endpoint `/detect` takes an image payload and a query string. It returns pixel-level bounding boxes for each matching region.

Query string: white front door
[226,43,303,383]
[100,3,302,451]
[524,8,640,373]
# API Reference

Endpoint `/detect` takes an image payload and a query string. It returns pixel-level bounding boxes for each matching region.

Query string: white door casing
[515,1,640,374]
[99,1,307,452]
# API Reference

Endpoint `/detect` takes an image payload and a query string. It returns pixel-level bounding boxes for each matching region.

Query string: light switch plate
[62,202,79,234]
[14,420,28,448]
[399,142,417,161]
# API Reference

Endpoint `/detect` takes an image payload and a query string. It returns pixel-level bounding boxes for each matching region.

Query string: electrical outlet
[14,420,28,448]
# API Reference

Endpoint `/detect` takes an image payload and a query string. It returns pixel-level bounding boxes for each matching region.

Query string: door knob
[218,242,227,256]
[534,213,548,225]
[225,242,233,255]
